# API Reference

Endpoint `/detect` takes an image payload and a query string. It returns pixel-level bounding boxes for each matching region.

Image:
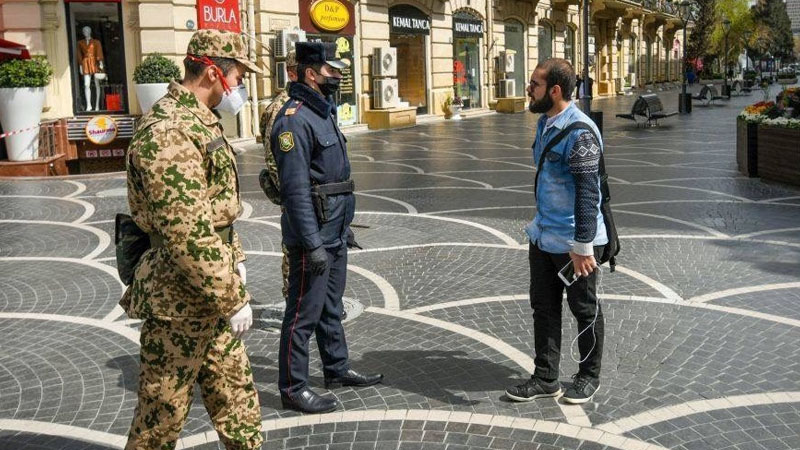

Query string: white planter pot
[134,83,169,114]
[0,87,46,161]
[449,105,463,120]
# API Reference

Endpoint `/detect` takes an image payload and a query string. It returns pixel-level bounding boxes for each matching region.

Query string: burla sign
[197,0,240,33]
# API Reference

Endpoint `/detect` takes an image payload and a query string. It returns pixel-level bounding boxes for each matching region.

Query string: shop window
[453,11,483,109]
[504,20,526,97]
[65,1,128,115]
[308,35,357,126]
[565,27,575,66]
[538,22,553,62]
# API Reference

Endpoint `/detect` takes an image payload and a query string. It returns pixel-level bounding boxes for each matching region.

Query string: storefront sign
[453,17,484,37]
[300,0,355,35]
[389,5,430,35]
[197,0,241,33]
[85,115,118,145]
[309,0,350,32]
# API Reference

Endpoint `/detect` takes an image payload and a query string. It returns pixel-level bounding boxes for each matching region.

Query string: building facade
[1,0,685,141]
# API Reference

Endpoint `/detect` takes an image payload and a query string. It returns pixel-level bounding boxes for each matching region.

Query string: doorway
[504,20,526,97]
[391,34,428,114]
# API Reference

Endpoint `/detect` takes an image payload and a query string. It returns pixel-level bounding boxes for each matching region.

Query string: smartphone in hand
[558,260,578,286]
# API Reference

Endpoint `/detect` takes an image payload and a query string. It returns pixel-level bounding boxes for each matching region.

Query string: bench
[692,84,725,105]
[731,80,752,96]
[615,94,678,127]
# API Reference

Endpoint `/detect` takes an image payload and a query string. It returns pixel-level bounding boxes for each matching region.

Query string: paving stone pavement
[1,86,800,450]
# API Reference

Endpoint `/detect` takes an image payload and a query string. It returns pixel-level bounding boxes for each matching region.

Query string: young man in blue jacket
[506,58,608,404]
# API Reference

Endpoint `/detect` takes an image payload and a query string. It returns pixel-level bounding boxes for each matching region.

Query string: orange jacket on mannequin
[78,39,104,75]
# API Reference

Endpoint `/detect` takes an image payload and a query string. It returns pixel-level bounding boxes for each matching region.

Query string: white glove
[237,262,247,285]
[229,303,253,339]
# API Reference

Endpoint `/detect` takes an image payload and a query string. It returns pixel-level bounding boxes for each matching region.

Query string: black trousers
[529,242,604,380]
[279,244,350,398]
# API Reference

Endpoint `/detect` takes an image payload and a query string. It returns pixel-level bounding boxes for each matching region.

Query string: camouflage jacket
[121,81,249,319]
[259,87,291,203]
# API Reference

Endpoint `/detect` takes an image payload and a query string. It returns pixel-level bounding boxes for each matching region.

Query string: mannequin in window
[77,26,106,111]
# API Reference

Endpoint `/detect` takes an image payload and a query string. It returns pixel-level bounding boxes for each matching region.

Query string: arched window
[538,22,553,62]
[564,27,575,66]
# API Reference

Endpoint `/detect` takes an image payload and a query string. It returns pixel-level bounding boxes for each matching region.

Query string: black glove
[346,227,363,250]
[308,246,329,276]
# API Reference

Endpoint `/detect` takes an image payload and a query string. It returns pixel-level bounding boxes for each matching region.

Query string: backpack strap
[534,121,606,202]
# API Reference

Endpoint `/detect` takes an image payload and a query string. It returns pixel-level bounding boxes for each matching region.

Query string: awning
[0,39,31,61]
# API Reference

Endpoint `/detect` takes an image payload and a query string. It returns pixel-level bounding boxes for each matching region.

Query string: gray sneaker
[505,378,562,402]
[562,374,600,404]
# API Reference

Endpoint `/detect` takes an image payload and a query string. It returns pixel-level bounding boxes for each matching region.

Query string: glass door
[454,37,481,109]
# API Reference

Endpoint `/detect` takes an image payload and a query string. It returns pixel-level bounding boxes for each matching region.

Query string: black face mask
[528,91,554,114]
[314,72,341,97]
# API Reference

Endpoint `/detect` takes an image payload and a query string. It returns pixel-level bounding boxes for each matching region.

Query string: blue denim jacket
[525,102,608,254]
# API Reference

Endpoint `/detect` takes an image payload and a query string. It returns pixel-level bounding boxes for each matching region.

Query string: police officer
[123,29,262,448]
[271,42,383,414]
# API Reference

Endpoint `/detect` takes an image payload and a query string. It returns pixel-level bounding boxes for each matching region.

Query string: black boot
[324,369,384,388]
[281,387,338,414]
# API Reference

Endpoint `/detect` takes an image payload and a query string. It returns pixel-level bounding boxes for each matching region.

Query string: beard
[528,95,554,114]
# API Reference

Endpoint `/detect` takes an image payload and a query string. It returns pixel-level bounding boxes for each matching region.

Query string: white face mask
[215,84,248,115]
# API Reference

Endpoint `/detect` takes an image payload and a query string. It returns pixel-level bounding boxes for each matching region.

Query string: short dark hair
[296,62,324,83]
[537,58,576,101]
[183,56,238,80]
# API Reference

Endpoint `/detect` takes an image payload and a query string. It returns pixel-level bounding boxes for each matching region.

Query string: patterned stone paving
[1,86,800,449]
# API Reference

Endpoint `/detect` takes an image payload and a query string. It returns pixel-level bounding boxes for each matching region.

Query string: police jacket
[271,82,355,250]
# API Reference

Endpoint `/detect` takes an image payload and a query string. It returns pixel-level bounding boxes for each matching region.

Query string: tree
[686,0,716,73]
[709,0,755,72]
[750,0,794,60]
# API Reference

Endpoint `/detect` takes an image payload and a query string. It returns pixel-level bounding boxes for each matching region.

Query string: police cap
[295,42,350,70]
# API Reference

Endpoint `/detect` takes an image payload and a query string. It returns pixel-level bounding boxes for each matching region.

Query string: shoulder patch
[206,137,226,154]
[278,132,294,152]
[285,107,297,116]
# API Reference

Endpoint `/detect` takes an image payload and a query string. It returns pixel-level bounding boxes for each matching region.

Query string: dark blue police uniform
[271,78,355,400]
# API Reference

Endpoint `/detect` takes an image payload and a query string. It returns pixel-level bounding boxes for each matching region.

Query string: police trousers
[529,242,605,381]
[279,244,350,398]
[126,316,262,450]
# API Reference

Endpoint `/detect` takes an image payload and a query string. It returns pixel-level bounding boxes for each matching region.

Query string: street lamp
[678,0,694,114]
[723,17,731,98]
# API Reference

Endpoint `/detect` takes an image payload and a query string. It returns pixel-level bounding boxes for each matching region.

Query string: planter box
[736,117,758,177]
[757,124,800,186]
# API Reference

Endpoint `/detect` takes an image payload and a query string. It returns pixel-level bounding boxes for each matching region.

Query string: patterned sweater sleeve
[569,130,602,249]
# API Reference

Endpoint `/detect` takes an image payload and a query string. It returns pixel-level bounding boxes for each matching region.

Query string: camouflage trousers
[125,316,263,450]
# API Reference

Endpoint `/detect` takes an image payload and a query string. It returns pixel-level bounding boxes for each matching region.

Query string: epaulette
[285,101,304,116]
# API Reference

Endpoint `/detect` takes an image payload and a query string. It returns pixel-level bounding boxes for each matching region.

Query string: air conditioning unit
[499,50,515,73]
[275,29,306,58]
[372,47,397,77]
[373,78,399,109]
[499,79,516,97]
[275,62,288,90]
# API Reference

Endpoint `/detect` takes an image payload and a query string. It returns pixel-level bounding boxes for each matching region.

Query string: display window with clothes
[452,11,484,110]
[65,0,128,115]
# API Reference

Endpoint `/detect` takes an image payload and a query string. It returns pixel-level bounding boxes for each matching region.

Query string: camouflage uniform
[122,29,262,450]
[258,51,296,299]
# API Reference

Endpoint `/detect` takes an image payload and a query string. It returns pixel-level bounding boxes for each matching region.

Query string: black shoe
[324,369,384,388]
[281,387,338,414]
[505,377,562,402]
[562,374,600,404]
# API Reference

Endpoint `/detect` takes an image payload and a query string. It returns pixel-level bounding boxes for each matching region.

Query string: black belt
[314,180,355,195]
[149,225,233,248]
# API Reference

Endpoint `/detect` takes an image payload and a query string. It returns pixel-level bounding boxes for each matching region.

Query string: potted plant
[0,57,53,161]
[133,53,181,113]
[443,95,463,120]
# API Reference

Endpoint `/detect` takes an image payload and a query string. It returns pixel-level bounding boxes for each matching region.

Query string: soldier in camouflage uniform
[259,50,297,300]
[122,29,263,450]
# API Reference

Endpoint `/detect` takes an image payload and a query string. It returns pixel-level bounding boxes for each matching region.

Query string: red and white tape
[0,122,62,140]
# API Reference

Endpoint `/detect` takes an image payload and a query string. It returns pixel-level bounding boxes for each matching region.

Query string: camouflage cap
[285,50,297,68]
[187,29,261,73]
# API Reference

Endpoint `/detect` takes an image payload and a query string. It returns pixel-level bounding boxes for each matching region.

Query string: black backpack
[534,121,620,272]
